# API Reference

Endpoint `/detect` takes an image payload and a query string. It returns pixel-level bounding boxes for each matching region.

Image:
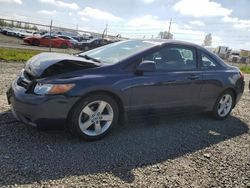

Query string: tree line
[0,19,38,30]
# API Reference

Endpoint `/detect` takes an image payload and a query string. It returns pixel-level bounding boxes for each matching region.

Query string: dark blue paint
[7,40,245,128]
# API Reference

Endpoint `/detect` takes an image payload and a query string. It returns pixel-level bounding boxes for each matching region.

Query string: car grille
[17,70,36,91]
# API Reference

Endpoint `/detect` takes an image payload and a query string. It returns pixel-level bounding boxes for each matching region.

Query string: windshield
[79,40,159,64]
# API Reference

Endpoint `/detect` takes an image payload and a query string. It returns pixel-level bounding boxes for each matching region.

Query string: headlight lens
[34,83,75,95]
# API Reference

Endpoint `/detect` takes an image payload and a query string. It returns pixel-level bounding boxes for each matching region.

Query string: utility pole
[105,24,108,37]
[49,20,52,52]
[167,18,172,39]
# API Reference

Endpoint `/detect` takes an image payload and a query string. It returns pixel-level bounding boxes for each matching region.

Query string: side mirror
[136,60,156,72]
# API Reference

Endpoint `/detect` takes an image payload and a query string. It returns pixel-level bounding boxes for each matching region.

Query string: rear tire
[212,90,235,120]
[68,94,119,141]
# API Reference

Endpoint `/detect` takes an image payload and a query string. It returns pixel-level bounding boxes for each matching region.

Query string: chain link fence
[0,18,123,54]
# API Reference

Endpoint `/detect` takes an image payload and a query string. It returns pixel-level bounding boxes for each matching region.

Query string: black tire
[212,90,235,120]
[68,94,119,141]
[31,39,40,46]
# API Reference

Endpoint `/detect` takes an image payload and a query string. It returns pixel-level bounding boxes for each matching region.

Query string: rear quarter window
[200,52,222,70]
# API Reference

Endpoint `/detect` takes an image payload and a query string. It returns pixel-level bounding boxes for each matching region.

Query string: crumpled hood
[25,52,99,77]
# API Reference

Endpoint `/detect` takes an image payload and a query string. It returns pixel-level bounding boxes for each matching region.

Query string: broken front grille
[17,70,36,91]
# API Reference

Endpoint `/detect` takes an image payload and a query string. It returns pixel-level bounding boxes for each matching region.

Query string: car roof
[134,39,202,49]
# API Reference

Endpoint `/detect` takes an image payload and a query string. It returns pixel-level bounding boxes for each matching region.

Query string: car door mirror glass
[136,61,156,72]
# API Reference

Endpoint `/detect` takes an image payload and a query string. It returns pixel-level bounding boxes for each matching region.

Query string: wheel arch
[220,87,237,107]
[67,90,125,122]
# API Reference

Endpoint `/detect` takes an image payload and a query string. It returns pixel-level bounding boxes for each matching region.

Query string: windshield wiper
[78,54,101,63]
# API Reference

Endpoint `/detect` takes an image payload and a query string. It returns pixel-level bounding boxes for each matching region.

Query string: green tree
[31,25,38,30]
[16,21,22,28]
[0,20,7,26]
[24,23,30,29]
[203,33,212,46]
[158,31,173,39]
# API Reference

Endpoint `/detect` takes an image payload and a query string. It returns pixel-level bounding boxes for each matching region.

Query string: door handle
[187,74,199,80]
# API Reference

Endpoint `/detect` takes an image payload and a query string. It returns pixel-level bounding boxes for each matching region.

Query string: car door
[40,36,51,46]
[198,51,226,109]
[130,44,203,112]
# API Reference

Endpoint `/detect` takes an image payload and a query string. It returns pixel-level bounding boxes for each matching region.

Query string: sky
[0,0,250,50]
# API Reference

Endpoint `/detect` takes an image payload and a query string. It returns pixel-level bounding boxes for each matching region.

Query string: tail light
[239,71,244,80]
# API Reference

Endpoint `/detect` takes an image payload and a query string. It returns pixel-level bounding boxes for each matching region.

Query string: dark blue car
[7,40,245,140]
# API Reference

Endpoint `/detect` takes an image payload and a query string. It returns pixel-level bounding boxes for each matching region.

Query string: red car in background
[23,35,72,48]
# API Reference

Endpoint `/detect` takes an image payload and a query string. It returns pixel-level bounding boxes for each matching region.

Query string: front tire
[212,90,235,120]
[68,94,119,141]
[31,39,40,46]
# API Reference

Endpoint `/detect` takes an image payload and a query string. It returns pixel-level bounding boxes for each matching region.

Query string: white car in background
[17,30,40,39]
[228,51,240,63]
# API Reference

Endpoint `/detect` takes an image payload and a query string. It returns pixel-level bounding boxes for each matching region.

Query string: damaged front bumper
[6,80,79,128]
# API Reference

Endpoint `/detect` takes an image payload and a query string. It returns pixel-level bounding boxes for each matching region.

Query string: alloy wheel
[217,94,233,117]
[78,100,114,136]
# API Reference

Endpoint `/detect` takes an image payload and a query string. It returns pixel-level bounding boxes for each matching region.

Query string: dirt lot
[0,62,249,188]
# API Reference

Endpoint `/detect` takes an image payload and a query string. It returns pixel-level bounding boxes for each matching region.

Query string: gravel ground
[0,62,249,188]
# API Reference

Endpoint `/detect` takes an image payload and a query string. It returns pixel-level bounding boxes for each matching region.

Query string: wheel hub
[78,100,114,136]
[91,113,102,123]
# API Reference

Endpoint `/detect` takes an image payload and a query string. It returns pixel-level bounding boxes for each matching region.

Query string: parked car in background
[17,30,40,39]
[7,39,244,141]
[79,38,111,51]
[23,35,72,48]
[6,28,19,36]
[73,36,91,42]
[1,27,12,35]
[56,35,80,48]
[228,51,240,63]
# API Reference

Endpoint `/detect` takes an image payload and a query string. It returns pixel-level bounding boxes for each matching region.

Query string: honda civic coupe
[23,35,72,49]
[7,40,244,140]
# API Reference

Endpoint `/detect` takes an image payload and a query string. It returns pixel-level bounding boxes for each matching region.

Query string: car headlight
[34,83,75,95]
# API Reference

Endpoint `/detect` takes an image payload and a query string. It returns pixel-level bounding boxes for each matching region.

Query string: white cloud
[126,15,206,44]
[1,13,27,20]
[183,24,192,29]
[212,35,222,46]
[40,0,79,10]
[243,42,250,50]
[81,17,90,22]
[78,7,123,22]
[173,0,232,17]
[127,15,167,29]
[171,23,206,45]
[234,21,250,29]
[222,16,250,29]
[38,10,57,15]
[143,0,155,4]
[0,0,22,4]
[68,12,73,16]
[222,16,238,23]
[189,20,205,26]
